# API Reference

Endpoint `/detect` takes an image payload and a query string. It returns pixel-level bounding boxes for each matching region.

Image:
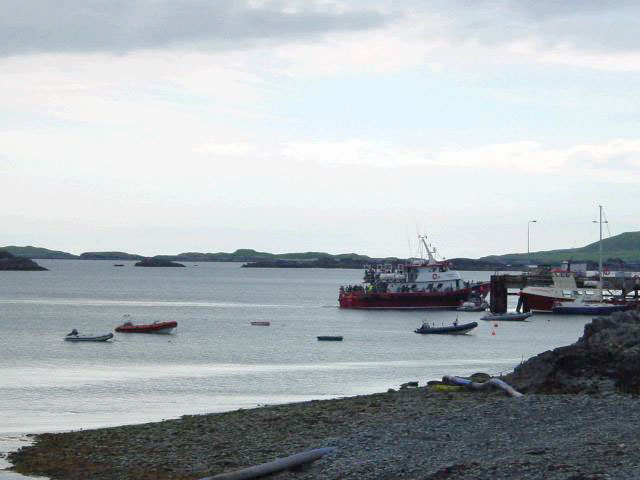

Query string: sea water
[0,261,591,473]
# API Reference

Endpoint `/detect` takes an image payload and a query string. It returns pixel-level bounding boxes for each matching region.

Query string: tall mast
[598,204,603,292]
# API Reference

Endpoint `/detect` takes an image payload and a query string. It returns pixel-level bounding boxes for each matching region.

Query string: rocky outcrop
[0,250,48,270]
[506,310,640,394]
[134,257,185,267]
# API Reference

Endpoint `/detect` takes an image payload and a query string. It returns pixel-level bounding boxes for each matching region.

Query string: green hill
[481,231,640,265]
[79,251,144,260]
[0,246,78,259]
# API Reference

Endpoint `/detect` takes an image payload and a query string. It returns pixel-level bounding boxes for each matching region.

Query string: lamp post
[592,205,608,292]
[527,220,537,267]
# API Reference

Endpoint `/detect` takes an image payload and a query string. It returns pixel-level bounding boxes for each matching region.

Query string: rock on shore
[0,251,47,271]
[506,310,640,394]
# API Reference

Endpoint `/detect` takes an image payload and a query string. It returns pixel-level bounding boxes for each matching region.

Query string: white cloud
[281,138,640,182]
[194,142,257,156]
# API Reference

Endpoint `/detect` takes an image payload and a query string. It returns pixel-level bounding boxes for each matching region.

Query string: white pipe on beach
[201,447,336,480]
[442,375,523,398]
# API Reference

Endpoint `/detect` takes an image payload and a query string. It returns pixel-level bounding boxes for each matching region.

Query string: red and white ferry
[339,237,490,310]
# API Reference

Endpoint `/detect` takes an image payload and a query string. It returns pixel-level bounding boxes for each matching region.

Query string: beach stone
[469,372,491,383]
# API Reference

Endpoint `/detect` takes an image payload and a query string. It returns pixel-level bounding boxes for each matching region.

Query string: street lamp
[527,220,537,267]
[592,205,608,291]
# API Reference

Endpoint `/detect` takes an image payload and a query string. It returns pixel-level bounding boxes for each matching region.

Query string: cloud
[0,0,393,57]
[417,1,640,54]
[281,138,640,182]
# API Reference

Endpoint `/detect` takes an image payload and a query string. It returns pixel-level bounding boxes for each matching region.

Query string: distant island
[134,258,185,268]
[0,251,47,271]
[2,230,639,270]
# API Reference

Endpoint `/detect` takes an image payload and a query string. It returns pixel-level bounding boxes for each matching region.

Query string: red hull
[115,321,177,333]
[520,293,571,312]
[339,285,488,310]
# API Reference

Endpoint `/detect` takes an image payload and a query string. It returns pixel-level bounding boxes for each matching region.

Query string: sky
[2,0,640,258]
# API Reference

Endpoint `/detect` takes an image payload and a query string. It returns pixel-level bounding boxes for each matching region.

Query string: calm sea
[0,261,591,472]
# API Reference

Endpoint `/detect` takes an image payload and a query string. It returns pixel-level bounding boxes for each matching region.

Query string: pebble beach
[9,387,640,480]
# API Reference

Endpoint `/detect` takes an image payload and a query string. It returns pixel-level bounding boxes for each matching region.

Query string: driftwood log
[201,447,336,480]
[442,375,523,398]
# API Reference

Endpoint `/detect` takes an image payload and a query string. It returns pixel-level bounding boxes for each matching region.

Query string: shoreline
[9,386,640,480]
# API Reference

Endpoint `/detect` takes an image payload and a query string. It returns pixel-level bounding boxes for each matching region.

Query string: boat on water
[317,336,343,341]
[519,272,604,312]
[456,298,489,312]
[339,236,490,310]
[65,331,114,342]
[115,321,177,334]
[551,299,629,315]
[520,205,633,313]
[481,312,532,322]
[414,320,478,334]
[250,321,271,326]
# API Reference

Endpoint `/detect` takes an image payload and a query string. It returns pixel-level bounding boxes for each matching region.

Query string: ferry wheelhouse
[339,237,489,310]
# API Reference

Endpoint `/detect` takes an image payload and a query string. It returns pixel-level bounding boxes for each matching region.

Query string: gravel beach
[9,387,640,480]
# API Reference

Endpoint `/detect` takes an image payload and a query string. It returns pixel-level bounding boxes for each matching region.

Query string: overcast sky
[2,1,639,258]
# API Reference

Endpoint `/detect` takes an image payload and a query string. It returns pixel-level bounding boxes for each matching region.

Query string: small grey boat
[414,321,478,334]
[65,332,114,342]
[480,312,532,322]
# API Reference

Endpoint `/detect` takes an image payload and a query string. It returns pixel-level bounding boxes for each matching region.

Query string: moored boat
[519,272,603,312]
[481,312,532,322]
[115,321,177,334]
[551,300,629,315]
[456,299,489,312]
[520,205,632,313]
[414,321,478,335]
[65,332,114,342]
[339,236,489,310]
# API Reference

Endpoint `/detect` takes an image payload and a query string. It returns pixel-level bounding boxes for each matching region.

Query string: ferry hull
[339,287,486,310]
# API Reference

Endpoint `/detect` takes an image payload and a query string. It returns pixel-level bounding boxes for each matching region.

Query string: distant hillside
[0,246,78,259]
[156,249,376,263]
[80,251,145,261]
[481,231,640,265]
[4,232,640,268]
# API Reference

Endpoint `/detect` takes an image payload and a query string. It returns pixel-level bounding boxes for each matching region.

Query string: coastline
[9,387,640,480]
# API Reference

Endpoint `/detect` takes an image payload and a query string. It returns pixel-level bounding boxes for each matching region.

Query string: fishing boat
[250,321,271,326]
[65,332,114,342]
[115,321,177,334]
[520,205,631,313]
[481,312,532,322]
[339,236,490,310]
[519,272,603,312]
[414,320,478,334]
[551,299,629,315]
